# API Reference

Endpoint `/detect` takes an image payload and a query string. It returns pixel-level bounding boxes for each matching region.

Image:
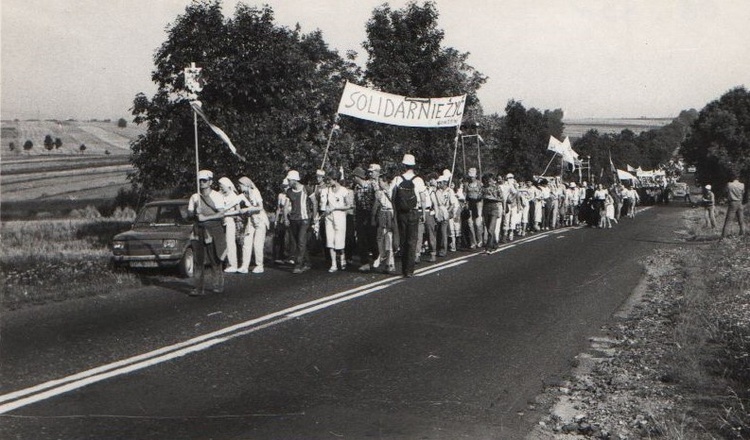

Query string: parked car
[111,199,195,277]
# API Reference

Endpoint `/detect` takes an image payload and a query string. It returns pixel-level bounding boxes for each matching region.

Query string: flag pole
[193,103,200,196]
[320,114,339,170]
[541,153,557,176]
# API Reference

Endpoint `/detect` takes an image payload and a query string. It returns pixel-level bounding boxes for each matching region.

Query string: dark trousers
[483,212,498,251]
[272,223,288,262]
[289,219,310,269]
[397,210,420,276]
[355,209,376,264]
[722,201,746,237]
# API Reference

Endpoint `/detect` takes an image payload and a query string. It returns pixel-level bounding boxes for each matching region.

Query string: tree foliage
[479,100,565,180]
[131,1,359,204]
[680,86,750,190]
[117,118,128,128]
[23,139,33,152]
[55,137,62,149]
[357,1,487,175]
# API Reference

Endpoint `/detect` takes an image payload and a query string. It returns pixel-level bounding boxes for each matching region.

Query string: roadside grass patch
[660,207,750,438]
[1,216,142,309]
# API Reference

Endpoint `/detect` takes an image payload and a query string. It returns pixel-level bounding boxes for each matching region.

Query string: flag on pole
[560,136,579,170]
[547,136,563,154]
[190,101,245,161]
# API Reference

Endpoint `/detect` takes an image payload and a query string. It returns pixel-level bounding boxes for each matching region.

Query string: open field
[1,119,145,156]
[563,117,673,139]
[1,120,145,219]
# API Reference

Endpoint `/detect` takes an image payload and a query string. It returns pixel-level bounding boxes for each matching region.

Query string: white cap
[437,174,449,183]
[442,169,452,178]
[315,169,326,177]
[286,170,301,181]
[368,163,381,172]
[198,170,213,180]
[282,178,289,186]
[506,173,514,179]
[468,167,477,178]
[705,184,711,190]
[402,154,416,166]
[569,182,576,188]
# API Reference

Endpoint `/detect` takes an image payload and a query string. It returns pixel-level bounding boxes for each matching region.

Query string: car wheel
[179,246,195,278]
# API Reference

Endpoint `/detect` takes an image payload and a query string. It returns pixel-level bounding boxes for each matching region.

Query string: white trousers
[224,220,238,269]
[240,222,267,270]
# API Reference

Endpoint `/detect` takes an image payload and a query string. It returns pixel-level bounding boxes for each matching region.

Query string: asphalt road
[0,205,690,439]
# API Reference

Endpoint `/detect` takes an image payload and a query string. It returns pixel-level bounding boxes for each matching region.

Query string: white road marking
[416,260,467,276]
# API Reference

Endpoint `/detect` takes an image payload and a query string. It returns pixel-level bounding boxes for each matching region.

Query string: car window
[134,206,159,225]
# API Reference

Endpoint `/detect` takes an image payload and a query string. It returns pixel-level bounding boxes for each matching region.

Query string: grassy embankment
[0,209,142,310]
[661,206,750,437]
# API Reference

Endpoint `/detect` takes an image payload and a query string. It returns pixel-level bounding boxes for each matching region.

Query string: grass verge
[1,217,142,310]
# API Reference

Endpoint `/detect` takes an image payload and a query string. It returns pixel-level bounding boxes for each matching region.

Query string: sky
[2,0,749,121]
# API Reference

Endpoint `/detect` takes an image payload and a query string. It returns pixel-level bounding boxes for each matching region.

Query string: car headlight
[163,239,177,249]
[112,241,125,250]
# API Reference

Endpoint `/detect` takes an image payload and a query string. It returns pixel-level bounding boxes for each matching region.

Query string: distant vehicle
[111,200,194,277]
[687,166,696,173]
[670,182,689,198]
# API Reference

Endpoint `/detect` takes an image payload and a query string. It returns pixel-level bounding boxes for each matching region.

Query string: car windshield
[134,204,191,226]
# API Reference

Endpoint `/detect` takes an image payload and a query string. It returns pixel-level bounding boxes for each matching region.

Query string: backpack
[394,175,419,213]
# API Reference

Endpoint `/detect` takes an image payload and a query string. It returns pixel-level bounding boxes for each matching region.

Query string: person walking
[391,154,427,278]
[237,176,268,274]
[272,179,291,265]
[434,174,457,257]
[218,177,243,273]
[721,174,746,238]
[463,167,484,248]
[353,165,378,271]
[481,173,501,253]
[188,170,227,296]
[285,170,317,274]
[701,184,717,229]
[322,170,353,272]
[371,174,396,273]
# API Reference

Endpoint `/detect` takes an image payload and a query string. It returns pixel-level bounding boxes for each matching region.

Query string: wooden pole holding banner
[449,124,461,187]
[320,114,339,171]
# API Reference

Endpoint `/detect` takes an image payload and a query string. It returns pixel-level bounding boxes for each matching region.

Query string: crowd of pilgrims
[209,155,642,277]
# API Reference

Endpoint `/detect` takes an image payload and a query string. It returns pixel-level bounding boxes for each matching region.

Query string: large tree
[131,1,359,203]
[482,100,565,181]
[357,1,487,174]
[680,86,750,191]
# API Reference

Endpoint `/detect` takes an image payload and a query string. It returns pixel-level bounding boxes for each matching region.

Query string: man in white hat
[390,154,427,277]
[188,170,228,296]
[285,170,317,273]
[463,167,484,248]
[434,174,459,256]
[701,184,716,229]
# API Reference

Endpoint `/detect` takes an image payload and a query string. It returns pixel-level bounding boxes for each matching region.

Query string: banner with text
[336,82,466,128]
